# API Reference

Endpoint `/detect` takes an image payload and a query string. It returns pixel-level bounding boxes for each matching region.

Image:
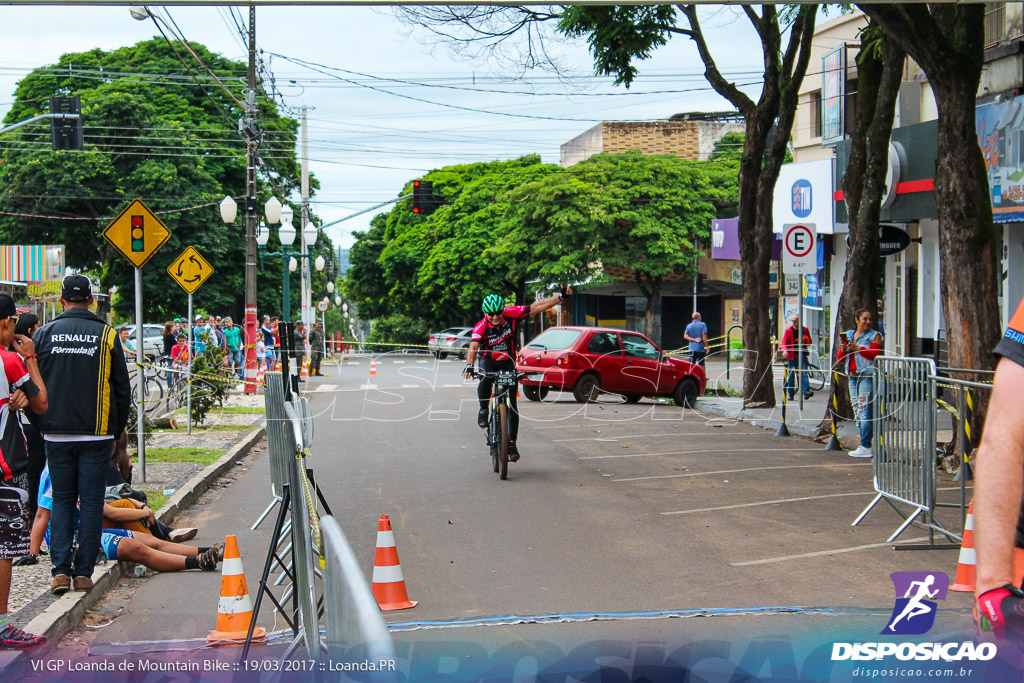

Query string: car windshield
[526,329,581,351]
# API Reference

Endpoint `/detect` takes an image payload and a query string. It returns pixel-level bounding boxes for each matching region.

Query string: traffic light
[412,180,435,215]
[49,96,84,151]
[130,215,144,252]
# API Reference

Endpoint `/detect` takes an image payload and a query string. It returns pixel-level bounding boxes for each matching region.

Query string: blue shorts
[265,348,276,361]
[101,529,134,560]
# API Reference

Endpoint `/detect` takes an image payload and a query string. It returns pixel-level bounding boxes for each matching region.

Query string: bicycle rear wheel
[489,402,499,473]
[497,402,509,480]
[806,362,825,392]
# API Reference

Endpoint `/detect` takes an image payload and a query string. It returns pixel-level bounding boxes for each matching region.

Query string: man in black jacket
[33,274,131,596]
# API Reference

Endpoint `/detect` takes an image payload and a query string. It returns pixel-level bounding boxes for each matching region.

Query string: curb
[0,426,265,677]
[694,396,859,444]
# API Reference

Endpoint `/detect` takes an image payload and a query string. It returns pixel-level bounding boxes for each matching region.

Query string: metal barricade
[251,372,291,530]
[321,516,397,671]
[852,356,958,547]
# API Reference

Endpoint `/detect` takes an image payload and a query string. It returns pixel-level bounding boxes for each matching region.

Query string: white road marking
[580,448,823,460]
[556,432,748,442]
[393,360,405,364]
[661,491,875,516]
[729,537,933,567]
[416,360,428,364]
[400,384,417,388]
[311,384,338,393]
[614,462,872,482]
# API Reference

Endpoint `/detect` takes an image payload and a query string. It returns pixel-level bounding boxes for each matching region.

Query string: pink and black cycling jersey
[471,305,530,362]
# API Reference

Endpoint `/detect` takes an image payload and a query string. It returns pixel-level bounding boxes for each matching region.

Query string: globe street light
[326,281,334,294]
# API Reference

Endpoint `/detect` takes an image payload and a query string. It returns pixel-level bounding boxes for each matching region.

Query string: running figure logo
[882,571,949,635]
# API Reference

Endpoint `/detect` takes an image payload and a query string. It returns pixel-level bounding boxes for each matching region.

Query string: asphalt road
[51,354,980,677]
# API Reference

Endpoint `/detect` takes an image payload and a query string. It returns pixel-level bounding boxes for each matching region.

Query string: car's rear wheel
[523,385,550,402]
[573,374,601,403]
[673,378,699,408]
[438,352,447,360]
[623,393,643,404]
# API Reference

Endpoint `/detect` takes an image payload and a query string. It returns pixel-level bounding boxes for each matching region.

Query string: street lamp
[335,296,341,306]
[221,194,282,396]
[326,281,334,294]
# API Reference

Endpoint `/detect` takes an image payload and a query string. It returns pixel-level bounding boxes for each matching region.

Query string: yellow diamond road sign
[102,199,171,268]
[168,246,214,294]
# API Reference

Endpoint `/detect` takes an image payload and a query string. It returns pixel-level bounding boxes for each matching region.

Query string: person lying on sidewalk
[99,529,222,573]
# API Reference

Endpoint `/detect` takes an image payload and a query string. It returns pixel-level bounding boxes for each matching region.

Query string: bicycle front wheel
[497,402,509,480]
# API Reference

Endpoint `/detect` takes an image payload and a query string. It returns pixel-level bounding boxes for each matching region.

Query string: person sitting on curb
[99,529,222,573]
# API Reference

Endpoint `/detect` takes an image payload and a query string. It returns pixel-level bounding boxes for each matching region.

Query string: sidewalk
[0,387,266,674]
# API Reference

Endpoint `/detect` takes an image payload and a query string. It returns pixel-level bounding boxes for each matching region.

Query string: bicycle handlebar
[468,370,531,381]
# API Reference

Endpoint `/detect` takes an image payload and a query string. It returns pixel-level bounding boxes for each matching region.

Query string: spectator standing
[837,308,883,458]
[192,315,212,355]
[7,314,44,527]
[118,326,136,366]
[33,274,131,596]
[260,316,276,371]
[782,314,813,401]
[683,312,709,366]
[222,317,242,380]
[293,321,307,380]
[0,293,49,649]
[308,322,325,376]
[161,321,178,387]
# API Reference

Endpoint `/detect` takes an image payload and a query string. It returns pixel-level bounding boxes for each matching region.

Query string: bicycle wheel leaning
[497,402,509,480]
[805,362,826,392]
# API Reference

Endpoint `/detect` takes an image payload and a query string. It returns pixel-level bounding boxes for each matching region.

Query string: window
[621,333,660,360]
[526,329,581,351]
[587,332,622,355]
[810,90,823,139]
[985,3,1007,47]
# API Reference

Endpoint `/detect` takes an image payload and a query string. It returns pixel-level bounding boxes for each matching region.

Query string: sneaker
[803,391,814,400]
[197,543,224,571]
[168,527,198,543]
[72,576,94,592]
[12,554,38,566]
[477,409,488,429]
[849,446,873,458]
[50,574,71,596]
[0,625,46,650]
[508,442,520,462]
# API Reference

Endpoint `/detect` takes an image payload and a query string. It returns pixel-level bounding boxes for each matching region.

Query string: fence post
[776,364,791,437]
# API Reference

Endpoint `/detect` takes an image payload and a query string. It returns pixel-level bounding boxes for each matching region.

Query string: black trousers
[477,358,520,442]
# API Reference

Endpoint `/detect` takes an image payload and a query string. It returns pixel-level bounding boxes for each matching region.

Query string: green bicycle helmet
[482,294,504,314]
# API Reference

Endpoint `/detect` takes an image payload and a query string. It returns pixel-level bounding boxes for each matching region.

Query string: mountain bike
[804,361,826,392]
[472,369,528,481]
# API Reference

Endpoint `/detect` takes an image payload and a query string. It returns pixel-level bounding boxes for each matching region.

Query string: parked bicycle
[471,369,529,481]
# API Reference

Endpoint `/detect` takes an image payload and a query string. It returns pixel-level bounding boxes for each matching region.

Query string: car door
[619,332,665,394]
[583,332,627,392]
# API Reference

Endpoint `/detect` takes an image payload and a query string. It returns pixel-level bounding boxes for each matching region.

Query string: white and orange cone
[370,359,377,377]
[301,358,310,379]
[371,515,417,611]
[951,501,977,592]
[207,535,266,646]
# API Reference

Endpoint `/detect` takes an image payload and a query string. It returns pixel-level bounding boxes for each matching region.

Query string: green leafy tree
[0,38,319,322]
[507,152,726,337]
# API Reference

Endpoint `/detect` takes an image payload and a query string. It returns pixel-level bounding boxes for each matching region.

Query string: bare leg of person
[114,538,188,572]
[28,509,49,555]
[130,533,198,558]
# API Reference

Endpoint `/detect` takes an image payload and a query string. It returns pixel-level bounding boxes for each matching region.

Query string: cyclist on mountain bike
[462,288,571,461]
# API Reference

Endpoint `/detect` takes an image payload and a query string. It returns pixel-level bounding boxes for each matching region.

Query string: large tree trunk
[821,29,906,435]
[737,111,777,408]
[861,4,1000,435]
[677,4,817,409]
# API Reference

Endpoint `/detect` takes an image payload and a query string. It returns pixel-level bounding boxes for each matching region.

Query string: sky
[0,4,773,250]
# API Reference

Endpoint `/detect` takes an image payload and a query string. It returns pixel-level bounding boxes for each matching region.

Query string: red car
[516,326,707,407]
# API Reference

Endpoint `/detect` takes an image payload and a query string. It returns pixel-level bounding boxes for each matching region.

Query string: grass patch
[142,490,169,512]
[134,447,223,465]
[172,406,265,416]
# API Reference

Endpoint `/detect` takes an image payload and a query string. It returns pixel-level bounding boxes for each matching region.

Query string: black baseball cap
[62,274,92,302]
[0,292,16,319]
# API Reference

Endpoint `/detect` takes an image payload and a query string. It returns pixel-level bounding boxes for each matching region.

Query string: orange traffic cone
[371,515,417,611]
[951,501,977,592]
[207,535,266,646]
[370,359,377,377]
[301,358,309,379]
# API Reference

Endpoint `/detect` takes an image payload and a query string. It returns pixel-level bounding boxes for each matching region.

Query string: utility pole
[300,105,312,329]
[243,5,259,395]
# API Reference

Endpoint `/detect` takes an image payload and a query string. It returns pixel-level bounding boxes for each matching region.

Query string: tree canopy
[0,38,328,321]
[345,151,736,338]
